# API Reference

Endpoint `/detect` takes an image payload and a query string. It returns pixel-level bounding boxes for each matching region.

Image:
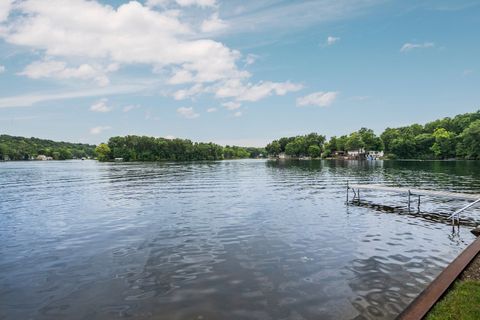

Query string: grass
[426,280,480,320]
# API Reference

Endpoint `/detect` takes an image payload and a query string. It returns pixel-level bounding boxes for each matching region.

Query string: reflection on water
[0,160,479,320]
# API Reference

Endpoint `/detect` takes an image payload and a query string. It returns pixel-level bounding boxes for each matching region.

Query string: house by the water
[347,148,384,160]
[277,152,288,159]
[36,155,53,161]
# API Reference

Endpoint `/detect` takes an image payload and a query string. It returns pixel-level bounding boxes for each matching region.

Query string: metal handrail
[448,198,480,222]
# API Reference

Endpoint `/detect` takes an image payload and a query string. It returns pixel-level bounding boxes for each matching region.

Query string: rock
[471,227,480,237]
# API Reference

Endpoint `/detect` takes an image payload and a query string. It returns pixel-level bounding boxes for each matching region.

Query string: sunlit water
[1,160,480,320]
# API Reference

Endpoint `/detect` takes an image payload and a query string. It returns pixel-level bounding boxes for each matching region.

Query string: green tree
[96,143,112,162]
[358,128,383,150]
[0,143,8,160]
[461,120,480,159]
[414,133,435,158]
[390,137,416,159]
[285,142,298,156]
[336,135,348,151]
[381,128,400,153]
[58,148,73,160]
[266,141,281,156]
[345,132,364,151]
[431,128,456,159]
[308,145,321,158]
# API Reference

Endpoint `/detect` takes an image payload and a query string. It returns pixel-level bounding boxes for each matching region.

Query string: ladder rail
[448,198,480,220]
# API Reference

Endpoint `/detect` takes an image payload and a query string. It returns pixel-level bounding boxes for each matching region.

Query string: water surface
[1,160,479,320]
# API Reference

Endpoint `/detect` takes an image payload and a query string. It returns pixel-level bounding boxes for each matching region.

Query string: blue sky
[0,0,479,146]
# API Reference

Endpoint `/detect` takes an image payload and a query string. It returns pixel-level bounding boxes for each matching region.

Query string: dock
[348,184,480,200]
[346,182,480,225]
[346,183,480,319]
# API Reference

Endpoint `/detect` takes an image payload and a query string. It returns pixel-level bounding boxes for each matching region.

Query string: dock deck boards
[349,184,480,201]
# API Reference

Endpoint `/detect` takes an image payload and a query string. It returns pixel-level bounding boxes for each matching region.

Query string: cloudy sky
[0,0,479,146]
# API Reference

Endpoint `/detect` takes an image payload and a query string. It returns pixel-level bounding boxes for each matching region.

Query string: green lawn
[426,280,480,320]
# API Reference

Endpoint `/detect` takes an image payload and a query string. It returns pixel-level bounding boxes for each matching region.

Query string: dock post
[417,195,421,213]
[346,181,349,205]
[408,190,411,212]
[358,189,360,203]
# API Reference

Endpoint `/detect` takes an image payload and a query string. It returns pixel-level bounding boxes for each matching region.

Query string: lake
[1,160,479,320]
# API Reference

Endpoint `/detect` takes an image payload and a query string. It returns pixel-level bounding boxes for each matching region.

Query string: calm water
[1,160,480,320]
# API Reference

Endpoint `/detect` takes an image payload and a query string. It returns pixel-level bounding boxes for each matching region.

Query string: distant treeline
[0,135,96,160]
[95,135,266,162]
[266,110,480,159]
[3,110,480,162]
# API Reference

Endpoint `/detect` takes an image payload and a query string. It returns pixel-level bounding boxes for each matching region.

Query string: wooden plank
[396,237,480,320]
[349,184,480,200]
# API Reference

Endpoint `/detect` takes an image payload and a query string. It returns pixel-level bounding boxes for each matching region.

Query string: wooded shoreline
[2,109,479,162]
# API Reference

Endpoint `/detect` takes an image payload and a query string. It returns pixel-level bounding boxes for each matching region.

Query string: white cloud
[175,0,216,7]
[164,135,175,140]
[90,126,111,135]
[1,0,303,105]
[4,1,240,85]
[0,0,13,22]
[201,13,228,33]
[173,84,204,100]
[297,91,339,107]
[174,79,303,102]
[123,104,140,112]
[245,54,258,66]
[222,101,241,110]
[90,99,113,112]
[177,106,199,119]
[168,69,194,85]
[225,1,383,35]
[146,0,169,7]
[400,42,435,52]
[463,69,473,76]
[214,80,303,102]
[0,84,144,108]
[206,107,217,112]
[148,0,216,7]
[19,60,112,86]
[0,65,5,73]
[326,36,340,46]
[233,111,242,117]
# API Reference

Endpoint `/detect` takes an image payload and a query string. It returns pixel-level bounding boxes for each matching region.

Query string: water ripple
[0,159,478,320]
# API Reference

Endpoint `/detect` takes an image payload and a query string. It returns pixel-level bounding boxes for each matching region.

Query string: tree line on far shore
[266,110,480,159]
[2,110,480,162]
[95,135,266,162]
[0,135,96,161]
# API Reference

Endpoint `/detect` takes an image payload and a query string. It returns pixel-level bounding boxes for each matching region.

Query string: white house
[347,148,365,158]
[366,150,384,160]
[347,148,384,160]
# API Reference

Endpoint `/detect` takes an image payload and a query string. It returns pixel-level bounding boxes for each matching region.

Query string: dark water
[1,160,480,320]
